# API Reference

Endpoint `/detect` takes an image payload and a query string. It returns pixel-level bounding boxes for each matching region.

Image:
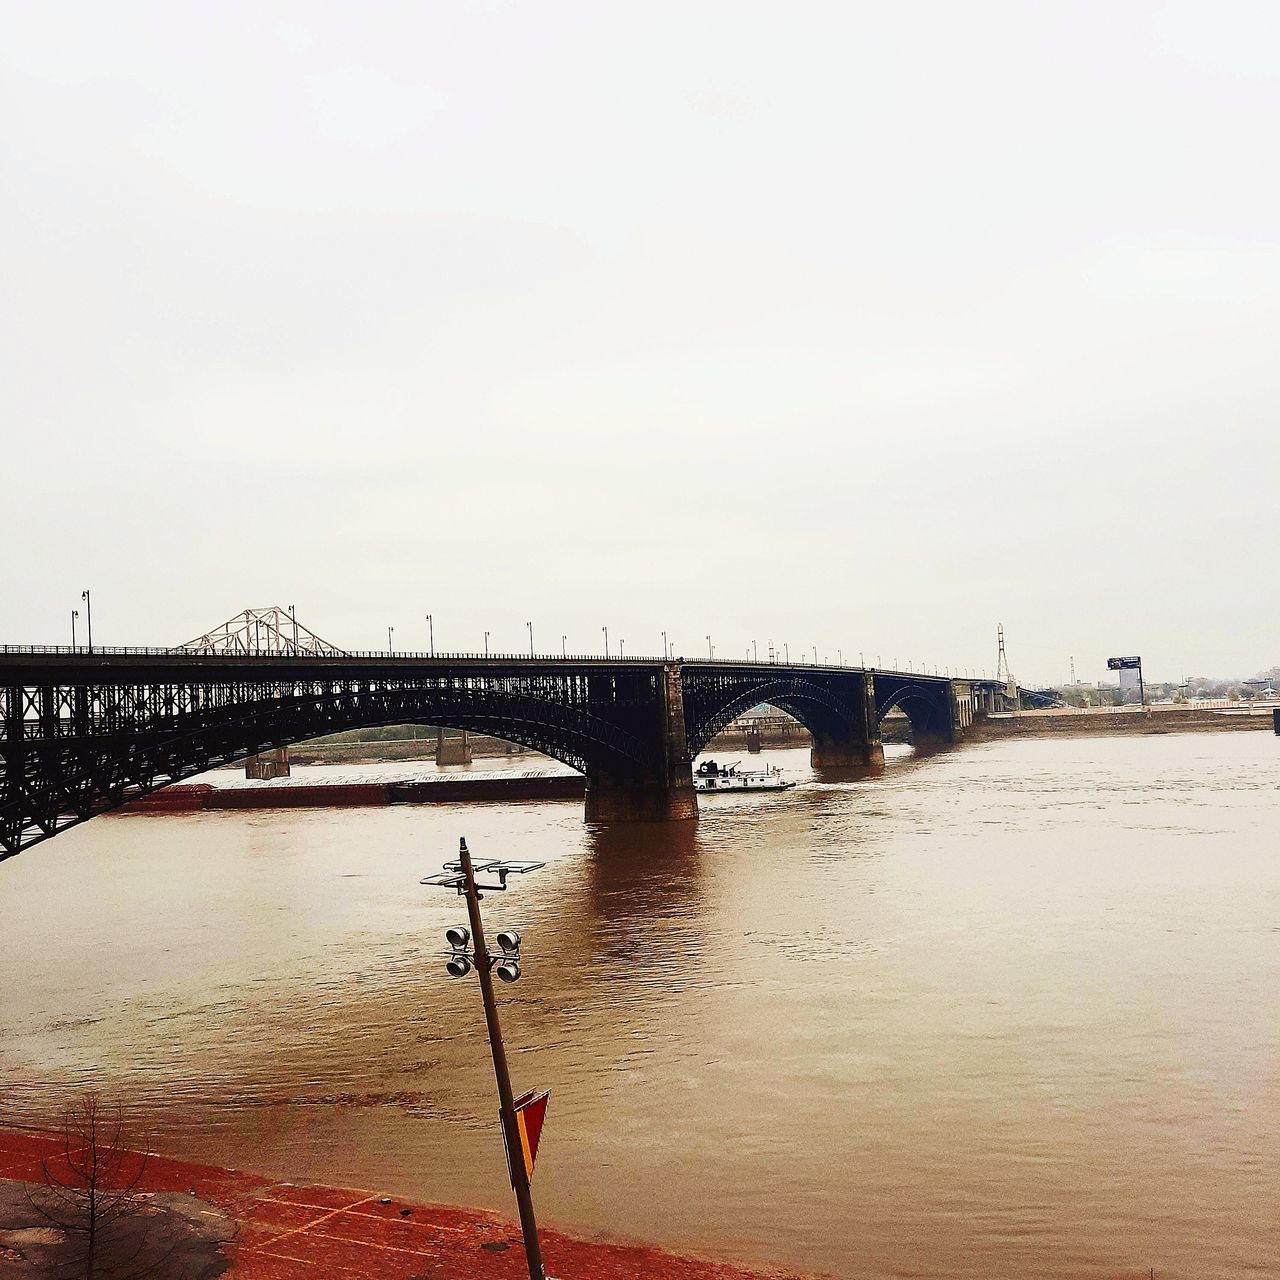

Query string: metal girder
[681,665,862,758]
[0,657,665,861]
[172,606,344,656]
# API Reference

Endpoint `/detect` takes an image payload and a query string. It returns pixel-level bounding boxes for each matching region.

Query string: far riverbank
[970,703,1276,741]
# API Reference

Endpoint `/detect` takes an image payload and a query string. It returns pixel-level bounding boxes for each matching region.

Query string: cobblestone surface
[0,1130,814,1279]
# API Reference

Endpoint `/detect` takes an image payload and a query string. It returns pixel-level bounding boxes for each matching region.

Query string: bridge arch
[2,673,659,857]
[872,677,954,747]
[681,669,862,759]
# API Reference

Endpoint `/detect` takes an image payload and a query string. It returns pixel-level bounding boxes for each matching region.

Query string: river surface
[2,734,1277,1278]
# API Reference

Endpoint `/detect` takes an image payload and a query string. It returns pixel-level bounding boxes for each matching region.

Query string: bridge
[0,613,1021,860]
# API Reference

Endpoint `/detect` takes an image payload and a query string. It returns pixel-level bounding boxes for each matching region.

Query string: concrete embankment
[0,1128,811,1280]
[970,706,1275,741]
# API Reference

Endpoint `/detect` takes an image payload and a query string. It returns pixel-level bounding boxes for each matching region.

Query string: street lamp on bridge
[81,590,93,653]
[602,626,608,658]
[527,621,533,657]
[661,630,667,660]
[388,626,395,654]
[426,614,434,656]
[706,635,713,659]
[70,609,79,649]
[484,630,490,657]
[561,634,566,658]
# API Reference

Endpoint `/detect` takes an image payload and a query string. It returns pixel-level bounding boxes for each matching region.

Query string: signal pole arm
[457,839,546,1280]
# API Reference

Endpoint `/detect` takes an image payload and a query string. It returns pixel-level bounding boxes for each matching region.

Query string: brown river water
[2,734,1277,1278]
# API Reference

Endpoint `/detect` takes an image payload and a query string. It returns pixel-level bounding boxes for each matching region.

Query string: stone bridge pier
[808,672,886,773]
[583,664,698,823]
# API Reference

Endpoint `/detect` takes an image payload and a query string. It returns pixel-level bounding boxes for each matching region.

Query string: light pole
[752,639,758,662]
[813,645,818,664]
[527,621,533,657]
[602,626,608,658]
[484,631,490,657]
[561,635,567,658]
[81,590,93,653]
[619,639,624,657]
[289,603,298,651]
[422,840,547,1280]
[706,634,713,659]
[783,642,789,663]
[661,630,667,660]
[427,614,434,656]
[839,649,843,665]
[388,626,395,654]
[71,609,79,648]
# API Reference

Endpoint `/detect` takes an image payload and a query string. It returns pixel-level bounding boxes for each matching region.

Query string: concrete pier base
[245,748,290,780]
[810,737,885,773]
[583,775,698,823]
[435,728,472,766]
[911,729,953,753]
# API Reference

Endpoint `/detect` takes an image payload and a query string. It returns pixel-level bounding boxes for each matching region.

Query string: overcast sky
[4,2,1277,683]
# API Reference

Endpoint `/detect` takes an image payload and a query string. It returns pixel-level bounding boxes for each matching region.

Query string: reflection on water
[2,737,1278,1277]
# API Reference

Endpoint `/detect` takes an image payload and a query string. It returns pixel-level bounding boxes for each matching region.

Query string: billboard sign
[1107,656,1144,704]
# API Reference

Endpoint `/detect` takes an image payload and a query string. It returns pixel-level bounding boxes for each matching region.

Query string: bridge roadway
[0,649,1016,860]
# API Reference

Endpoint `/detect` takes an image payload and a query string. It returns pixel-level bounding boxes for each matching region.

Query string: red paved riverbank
[0,1129,811,1279]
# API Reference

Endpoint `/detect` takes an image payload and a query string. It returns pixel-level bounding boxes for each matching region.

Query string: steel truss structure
[681,665,866,758]
[1,644,1000,860]
[0,656,671,859]
[174,607,344,656]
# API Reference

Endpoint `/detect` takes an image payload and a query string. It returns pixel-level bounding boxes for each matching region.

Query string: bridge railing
[0,643,998,682]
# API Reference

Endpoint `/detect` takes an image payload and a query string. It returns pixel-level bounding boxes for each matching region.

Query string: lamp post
[752,639,758,663]
[602,626,609,658]
[661,630,667,660]
[81,590,93,653]
[527,621,534,657]
[813,645,818,664]
[71,609,79,649]
[484,631,490,657]
[783,642,789,663]
[619,639,624,657]
[289,603,299,652]
[561,635,567,658]
[706,635,713,659]
[388,626,395,654]
[422,840,547,1280]
[427,614,434,656]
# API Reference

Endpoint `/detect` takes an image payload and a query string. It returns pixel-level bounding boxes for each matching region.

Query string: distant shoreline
[971,704,1276,740]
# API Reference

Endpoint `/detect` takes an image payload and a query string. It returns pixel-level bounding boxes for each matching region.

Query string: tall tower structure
[995,623,1013,685]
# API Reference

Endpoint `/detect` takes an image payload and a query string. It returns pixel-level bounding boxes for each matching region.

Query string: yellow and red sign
[512,1089,549,1179]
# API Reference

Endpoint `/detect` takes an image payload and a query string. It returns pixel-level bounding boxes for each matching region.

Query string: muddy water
[1,735,1277,1278]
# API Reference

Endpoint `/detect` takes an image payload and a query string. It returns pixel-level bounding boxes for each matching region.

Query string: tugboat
[693,759,794,794]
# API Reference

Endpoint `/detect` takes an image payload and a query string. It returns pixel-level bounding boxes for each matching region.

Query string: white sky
[3,1,1277,683]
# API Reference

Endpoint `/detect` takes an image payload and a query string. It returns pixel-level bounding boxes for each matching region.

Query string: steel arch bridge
[1,641,1007,861]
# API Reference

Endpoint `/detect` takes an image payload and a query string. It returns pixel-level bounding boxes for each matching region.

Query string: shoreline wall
[970,708,1273,740]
